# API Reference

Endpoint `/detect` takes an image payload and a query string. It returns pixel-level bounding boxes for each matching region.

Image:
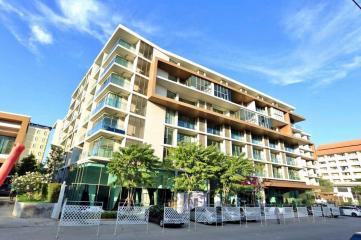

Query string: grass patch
[16,193,47,203]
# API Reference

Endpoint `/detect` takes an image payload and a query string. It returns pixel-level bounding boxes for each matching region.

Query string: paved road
[0,216,360,240]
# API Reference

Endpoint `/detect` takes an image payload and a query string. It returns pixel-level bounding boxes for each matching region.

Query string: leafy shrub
[47,183,61,203]
[101,211,117,219]
[12,172,48,200]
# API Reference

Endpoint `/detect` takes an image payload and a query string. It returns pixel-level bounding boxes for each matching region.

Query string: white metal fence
[163,207,190,230]
[56,200,103,240]
[114,206,150,234]
[222,207,241,224]
[296,207,309,222]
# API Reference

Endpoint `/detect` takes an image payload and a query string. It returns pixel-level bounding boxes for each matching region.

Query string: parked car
[340,206,361,217]
[190,206,222,225]
[149,206,185,227]
[350,232,361,240]
[222,207,241,223]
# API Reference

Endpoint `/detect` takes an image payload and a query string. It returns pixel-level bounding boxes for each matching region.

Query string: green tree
[16,153,37,176]
[217,153,254,205]
[168,142,220,204]
[46,145,64,182]
[351,186,361,203]
[107,144,160,206]
[319,178,333,192]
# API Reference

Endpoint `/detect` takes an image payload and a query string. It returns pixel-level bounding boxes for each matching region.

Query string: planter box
[12,201,55,218]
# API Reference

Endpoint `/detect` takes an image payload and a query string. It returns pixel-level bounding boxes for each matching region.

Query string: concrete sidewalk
[0,216,360,240]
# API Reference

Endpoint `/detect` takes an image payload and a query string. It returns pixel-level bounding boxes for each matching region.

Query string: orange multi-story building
[0,111,30,164]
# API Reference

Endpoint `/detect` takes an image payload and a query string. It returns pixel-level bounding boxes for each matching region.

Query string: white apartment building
[317,139,361,204]
[55,25,318,209]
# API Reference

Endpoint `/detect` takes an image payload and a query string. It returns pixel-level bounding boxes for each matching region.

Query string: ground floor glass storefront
[264,187,309,205]
[65,163,174,210]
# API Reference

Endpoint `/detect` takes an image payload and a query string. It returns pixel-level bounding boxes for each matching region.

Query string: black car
[149,206,186,227]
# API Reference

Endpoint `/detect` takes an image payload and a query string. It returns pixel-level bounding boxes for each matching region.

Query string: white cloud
[202,1,361,88]
[0,0,161,52]
[31,24,53,44]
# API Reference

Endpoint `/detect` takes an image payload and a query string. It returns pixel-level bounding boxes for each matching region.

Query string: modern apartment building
[317,139,361,204]
[20,123,52,163]
[57,25,318,208]
[0,111,30,164]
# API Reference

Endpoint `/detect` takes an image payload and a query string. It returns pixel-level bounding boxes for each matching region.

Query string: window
[89,138,114,158]
[231,129,243,140]
[0,136,15,154]
[163,127,174,145]
[207,139,221,150]
[177,133,195,143]
[165,109,175,124]
[271,152,279,163]
[185,75,212,93]
[253,149,263,160]
[178,115,196,129]
[166,90,177,99]
[337,187,348,193]
[252,135,263,145]
[133,75,148,95]
[179,98,196,106]
[214,83,231,101]
[127,116,145,138]
[207,121,221,135]
[136,58,150,76]
[232,144,243,156]
[273,167,282,178]
[130,95,147,116]
[139,41,153,60]
[269,139,278,149]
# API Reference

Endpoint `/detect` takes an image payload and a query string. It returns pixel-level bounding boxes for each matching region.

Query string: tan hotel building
[0,111,30,164]
[317,139,361,204]
[57,25,318,207]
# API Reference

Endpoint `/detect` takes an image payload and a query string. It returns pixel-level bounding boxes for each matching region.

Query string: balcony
[207,126,221,136]
[86,118,125,142]
[273,172,283,179]
[91,94,127,120]
[289,173,300,180]
[271,156,281,164]
[100,56,133,79]
[286,157,297,166]
[178,115,196,130]
[88,147,113,159]
[95,74,131,101]
[231,108,272,129]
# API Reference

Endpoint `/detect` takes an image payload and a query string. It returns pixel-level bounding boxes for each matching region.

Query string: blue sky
[0,0,360,145]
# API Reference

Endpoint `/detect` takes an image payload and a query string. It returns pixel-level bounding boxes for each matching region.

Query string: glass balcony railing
[87,119,125,137]
[231,130,243,141]
[271,156,280,164]
[286,157,297,166]
[273,172,283,178]
[285,147,295,153]
[231,108,272,129]
[207,127,220,135]
[289,174,300,180]
[88,147,113,158]
[109,38,136,53]
[92,95,127,116]
[178,116,196,130]
[96,74,130,96]
[252,138,263,145]
[101,56,132,77]
[269,142,277,149]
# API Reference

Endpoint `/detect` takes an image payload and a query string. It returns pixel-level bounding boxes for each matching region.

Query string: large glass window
[185,76,212,93]
[127,116,145,138]
[232,144,243,156]
[0,136,15,154]
[165,109,176,124]
[136,58,150,76]
[139,41,153,60]
[253,148,263,160]
[214,83,231,101]
[231,129,244,140]
[178,115,196,129]
[207,139,221,150]
[130,95,147,116]
[163,127,174,145]
[89,138,114,158]
[177,133,195,143]
[207,121,221,135]
[252,135,263,145]
[133,75,148,95]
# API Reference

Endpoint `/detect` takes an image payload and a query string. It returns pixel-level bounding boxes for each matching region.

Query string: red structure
[0,144,25,185]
